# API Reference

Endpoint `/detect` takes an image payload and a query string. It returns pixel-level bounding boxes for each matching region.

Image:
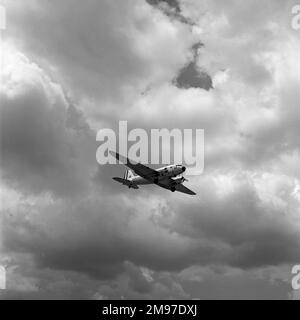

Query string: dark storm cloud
[170,175,300,269]
[2,196,198,278]
[5,0,195,109]
[146,0,181,13]
[182,271,291,300]
[145,0,193,25]
[0,254,102,300]
[174,61,213,90]
[0,63,96,197]
[3,173,300,283]
[6,0,143,101]
[174,41,213,90]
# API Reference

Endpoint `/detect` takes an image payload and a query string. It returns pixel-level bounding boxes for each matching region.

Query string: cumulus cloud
[0,50,96,197]
[1,0,300,299]
[5,0,197,114]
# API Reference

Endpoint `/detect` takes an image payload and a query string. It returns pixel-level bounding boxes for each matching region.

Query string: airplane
[110,151,196,195]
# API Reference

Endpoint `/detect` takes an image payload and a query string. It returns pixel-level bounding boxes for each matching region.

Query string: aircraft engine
[172,176,185,185]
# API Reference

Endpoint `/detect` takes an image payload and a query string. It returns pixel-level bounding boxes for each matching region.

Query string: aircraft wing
[110,151,159,181]
[157,178,196,195]
[174,183,196,195]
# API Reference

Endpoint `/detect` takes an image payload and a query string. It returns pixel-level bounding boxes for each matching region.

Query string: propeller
[179,175,188,182]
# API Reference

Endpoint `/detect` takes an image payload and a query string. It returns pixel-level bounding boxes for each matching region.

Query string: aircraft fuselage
[130,165,186,185]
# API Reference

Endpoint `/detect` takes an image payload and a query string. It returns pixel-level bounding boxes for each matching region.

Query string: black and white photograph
[1,0,300,304]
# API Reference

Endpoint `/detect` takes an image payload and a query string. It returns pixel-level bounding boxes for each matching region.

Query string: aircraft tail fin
[123,169,135,180]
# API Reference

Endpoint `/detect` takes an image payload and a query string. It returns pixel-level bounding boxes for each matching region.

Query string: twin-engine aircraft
[110,151,196,195]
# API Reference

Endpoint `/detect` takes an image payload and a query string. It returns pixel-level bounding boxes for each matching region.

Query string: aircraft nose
[182,166,186,172]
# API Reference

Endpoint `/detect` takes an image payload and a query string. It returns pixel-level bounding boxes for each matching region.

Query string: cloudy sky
[1,0,300,299]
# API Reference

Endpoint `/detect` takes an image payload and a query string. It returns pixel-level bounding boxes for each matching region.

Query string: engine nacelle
[170,166,186,177]
[159,165,186,178]
[172,176,185,185]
